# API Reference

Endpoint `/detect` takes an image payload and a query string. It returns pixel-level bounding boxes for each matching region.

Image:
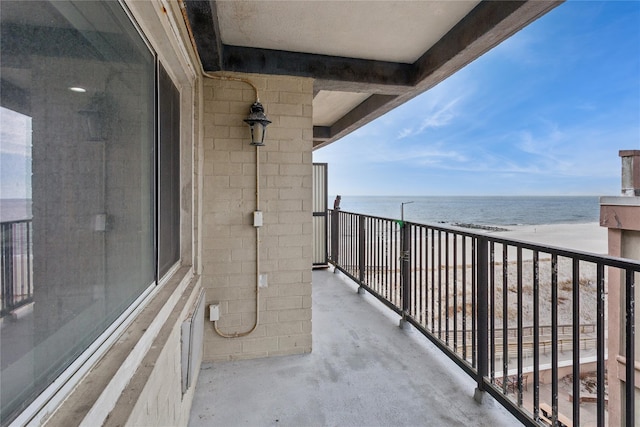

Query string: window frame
[158,62,182,279]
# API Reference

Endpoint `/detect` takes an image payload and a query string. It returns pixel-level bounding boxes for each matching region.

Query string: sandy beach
[489,222,607,255]
[356,220,610,328]
[463,222,607,327]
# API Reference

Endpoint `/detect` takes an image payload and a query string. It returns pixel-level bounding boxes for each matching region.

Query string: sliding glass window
[158,64,181,278]
[0,1,155,424]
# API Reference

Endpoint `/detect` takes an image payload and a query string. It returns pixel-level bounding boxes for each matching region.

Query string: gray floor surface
[189,269,520,427]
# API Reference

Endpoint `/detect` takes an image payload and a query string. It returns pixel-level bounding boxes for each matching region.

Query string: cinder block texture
[201,74,313,361]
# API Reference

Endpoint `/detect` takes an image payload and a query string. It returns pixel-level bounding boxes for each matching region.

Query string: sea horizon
[330,195,601,227]
[2,195,603,227]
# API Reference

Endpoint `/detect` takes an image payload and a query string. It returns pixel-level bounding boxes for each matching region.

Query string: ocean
[332,195,601,226]
[2,196,601,227]
[0,199,32,223]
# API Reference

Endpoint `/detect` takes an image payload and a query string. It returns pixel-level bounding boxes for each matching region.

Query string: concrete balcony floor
[189,269,519,427]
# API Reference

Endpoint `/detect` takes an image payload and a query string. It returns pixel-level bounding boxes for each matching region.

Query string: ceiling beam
[183,0,223,71]
[413,0,557,86]
[223,45,413,89]
[313,78,409,96]
[313,126,331,142]
[313,94,397,150]
[186,0,559,92]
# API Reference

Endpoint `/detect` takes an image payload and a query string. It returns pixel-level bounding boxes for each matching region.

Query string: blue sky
[0,108,31,199]
[313,1,640,197]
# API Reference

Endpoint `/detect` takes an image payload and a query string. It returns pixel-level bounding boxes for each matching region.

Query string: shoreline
[430,221,607,255]
[487,222,607,254]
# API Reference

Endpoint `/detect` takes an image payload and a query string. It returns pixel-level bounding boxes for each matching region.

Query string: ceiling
[183,0,563,149]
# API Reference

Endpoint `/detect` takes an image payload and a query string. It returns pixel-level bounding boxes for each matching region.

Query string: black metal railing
[1,219,33,316]
[329,209,639,427]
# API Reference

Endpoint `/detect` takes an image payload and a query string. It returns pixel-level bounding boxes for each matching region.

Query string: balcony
[190,210,639,427]
[190,268,520,426]
[3,209,638,426]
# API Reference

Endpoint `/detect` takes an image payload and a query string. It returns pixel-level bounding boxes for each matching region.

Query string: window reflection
[0,1,155,423]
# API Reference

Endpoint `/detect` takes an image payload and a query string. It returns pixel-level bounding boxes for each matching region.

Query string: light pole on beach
[401,201,414,222]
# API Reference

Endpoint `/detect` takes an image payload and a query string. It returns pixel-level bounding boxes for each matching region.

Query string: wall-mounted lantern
[243,101,271,146]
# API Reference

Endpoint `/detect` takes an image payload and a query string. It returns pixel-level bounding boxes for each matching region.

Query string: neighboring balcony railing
[328,209,639,427]
[1,220,33,317]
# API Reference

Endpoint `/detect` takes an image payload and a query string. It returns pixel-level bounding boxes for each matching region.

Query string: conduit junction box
[209,304,219,322]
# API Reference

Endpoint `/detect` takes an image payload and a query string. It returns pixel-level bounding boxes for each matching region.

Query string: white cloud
[397,96,463,139]
[397,128,413,139]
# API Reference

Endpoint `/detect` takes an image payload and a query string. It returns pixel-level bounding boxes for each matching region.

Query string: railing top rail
[330,209,640,270]
[0,219,33,226]
[331,209,397,223]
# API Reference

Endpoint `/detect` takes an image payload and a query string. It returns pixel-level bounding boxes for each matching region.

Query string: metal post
[474,236,489,402]
[625,269,635,427]
[1,223,15,313]
[358,215,366,294]
[330,210,339,270]
[400,222,411,329]
[596,264,605,426]
[401,201,413,223]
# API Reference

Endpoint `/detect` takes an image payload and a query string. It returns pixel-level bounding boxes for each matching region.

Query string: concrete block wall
[201,74,313,361]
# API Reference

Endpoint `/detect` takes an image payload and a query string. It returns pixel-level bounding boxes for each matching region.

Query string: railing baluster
[382,219,387,298]
[533,251,540,422]
[388,220,392,301]
[27,221,32,298]
[453,235,458,353]
[502,244,508,394]
[517,247,523,406]
[551,254,559,426]
[415,226,420,320]
[625,268,635,427]
[596,263,605,426]
[572,259,580,426]
[472,238,477,368]
[401,222,410,326]
[358,215,365,286]
[445,232,450,344]
[490,241,495,381]
[375,219,380,294]
[431,229,435,333]
[2,223,14,313]
[476,236,489,396]
[419,227,424,325]
[438,230,442,339]
[462,237,467,361]
[393,220,398,306]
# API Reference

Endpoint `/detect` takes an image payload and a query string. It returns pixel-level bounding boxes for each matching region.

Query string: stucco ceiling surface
[313,91,371,127]
[216,1,481,64]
